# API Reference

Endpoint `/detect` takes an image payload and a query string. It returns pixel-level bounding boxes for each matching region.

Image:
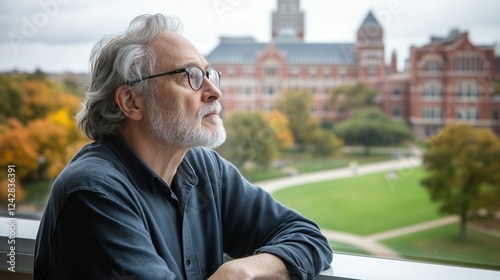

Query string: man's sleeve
[50,190,175,280]
[216,154,333,280]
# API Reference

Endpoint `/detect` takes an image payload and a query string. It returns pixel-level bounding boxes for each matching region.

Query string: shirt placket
[175,177,203,279]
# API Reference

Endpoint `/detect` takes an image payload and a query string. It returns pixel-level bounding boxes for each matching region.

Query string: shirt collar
[100,134,198,192]
[101,134,166,193]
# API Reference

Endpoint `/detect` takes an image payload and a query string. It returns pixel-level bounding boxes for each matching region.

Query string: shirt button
[186,259,191,266]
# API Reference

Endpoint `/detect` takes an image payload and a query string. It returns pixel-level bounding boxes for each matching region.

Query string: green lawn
[272,168,443,235]
[381,223,500,270]
[272,167,500,270]
[244,152,396,182]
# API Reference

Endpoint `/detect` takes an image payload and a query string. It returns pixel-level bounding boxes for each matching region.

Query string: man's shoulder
[53,141,126,195]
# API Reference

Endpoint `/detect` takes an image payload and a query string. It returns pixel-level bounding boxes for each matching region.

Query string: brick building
[384,30,498,138]
[207,0,499,138]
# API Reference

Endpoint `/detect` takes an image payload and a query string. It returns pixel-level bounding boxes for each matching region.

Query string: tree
[308,125,343,156]
[263,109,295,151]
[21,80,61,121]
[275,89,314,148]
[421,123,500,241]
[330,82,378,113]
[334,107,414,154]
[0,119,38,179]
[217,111,279,169]
[0,75,23,123]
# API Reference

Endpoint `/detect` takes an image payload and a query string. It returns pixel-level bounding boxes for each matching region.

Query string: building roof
[428,29,464,46]
[206,37,356,65]
[360,10,381,27]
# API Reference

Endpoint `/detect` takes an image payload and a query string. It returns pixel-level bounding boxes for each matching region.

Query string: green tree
[330,82,378,112]
[217,111,279,169]
[275,89,314,148]
[308,125,343,156]
[421,123,500,241]
[0,75,23,123]
[27,68,48,80]
[334,107,413,154]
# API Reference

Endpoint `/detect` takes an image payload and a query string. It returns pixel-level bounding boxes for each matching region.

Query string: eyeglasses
[128,66,221,91]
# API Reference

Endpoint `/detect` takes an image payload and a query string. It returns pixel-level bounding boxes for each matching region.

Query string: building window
[265,66,278,76]
[266,86,276,95]
[237,87,253,96]
[369,67,377,78]
[244,67,254,77]
[457,80,479,100]
[323,68,330,79]
[392,87,402,99]
[227,67,235,77]
[309,67,317,79]
[456,107,479,121]
[392,106,402,117]
[422,107,442,119]
[454,56,480,72]
[423,81,442,99]
[340,67,346,80]
[427,61,439,73]
[493,109,499,120]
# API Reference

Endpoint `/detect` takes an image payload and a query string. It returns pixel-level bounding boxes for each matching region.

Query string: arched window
[423,80,442,99]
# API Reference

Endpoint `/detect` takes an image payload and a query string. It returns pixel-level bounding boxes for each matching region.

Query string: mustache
[198,101,222,118]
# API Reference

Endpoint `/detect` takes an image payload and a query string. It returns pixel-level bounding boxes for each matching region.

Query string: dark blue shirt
[34,135,332,279]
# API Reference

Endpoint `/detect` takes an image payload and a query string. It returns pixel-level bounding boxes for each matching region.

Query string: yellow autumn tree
[21,80,60,121]
[263,109,295,151]
[0,119,39,178]
[0,119,36,203]
[27,117,72,178]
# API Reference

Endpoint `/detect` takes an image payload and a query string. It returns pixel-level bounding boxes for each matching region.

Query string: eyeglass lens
[188,67,220,91]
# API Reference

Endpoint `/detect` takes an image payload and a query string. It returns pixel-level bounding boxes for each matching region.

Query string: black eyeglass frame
[128,66,221,91]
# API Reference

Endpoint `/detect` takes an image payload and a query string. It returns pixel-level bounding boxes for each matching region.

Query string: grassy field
[272,167,500,270]
[272,168,443,235]
[244,152,396,182]
[381,223,500,270]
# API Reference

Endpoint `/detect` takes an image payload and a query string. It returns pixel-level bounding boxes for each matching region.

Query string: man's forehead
[151,31,206,69]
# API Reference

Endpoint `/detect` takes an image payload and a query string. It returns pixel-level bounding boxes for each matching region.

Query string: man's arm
[214,152,333,280]
[209,253,290,280]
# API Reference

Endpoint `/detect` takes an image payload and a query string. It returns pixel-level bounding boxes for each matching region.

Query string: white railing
[1,217,500,280]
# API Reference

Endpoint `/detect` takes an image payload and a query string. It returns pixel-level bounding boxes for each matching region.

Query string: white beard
[147,97,226,149]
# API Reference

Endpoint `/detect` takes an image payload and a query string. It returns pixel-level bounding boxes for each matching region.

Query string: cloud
[1,0,499,72]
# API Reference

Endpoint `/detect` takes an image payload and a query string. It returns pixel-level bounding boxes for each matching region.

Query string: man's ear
[114,85,145,121]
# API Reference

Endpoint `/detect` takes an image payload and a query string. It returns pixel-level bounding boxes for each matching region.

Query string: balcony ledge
[1,217,500,279]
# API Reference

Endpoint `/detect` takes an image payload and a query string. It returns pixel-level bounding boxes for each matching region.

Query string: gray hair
[76,14,183,140]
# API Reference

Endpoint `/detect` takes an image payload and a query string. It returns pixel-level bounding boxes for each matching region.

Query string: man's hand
[208,253,291,280]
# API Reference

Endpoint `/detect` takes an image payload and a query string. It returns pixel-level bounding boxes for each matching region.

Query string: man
[34,14,332,279]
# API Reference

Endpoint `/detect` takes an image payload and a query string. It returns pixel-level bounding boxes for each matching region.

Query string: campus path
[254,155,461,258]
[257,156,422,193]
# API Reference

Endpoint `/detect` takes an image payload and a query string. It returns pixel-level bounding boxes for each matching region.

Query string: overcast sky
[1,0,499,73]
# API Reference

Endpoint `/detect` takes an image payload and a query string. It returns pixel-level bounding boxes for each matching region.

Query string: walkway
[254,155,461,258]
[257,156,422,193]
